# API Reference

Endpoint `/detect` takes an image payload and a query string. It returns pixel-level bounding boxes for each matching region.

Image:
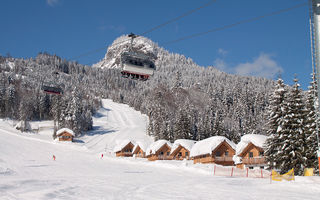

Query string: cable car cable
[163,2,308,45]
[69,0,217,61]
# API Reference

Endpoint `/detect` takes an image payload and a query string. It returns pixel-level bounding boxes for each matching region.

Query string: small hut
[234,134,267,169]
[114,140,135,157]
[190,136,236,166]
[132,141,150,158]
[146,140,172,161]
[170,139,196,160]
[56,128,75,142]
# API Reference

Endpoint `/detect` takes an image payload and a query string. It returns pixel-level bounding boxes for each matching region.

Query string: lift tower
[310,0,320,172]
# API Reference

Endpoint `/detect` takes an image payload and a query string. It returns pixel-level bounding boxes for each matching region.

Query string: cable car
[42,84,63,95]
[120,33,156,81]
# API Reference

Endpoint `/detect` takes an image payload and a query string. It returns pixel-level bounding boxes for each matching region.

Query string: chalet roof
[170,139,196,154]
[236,134,267,156]
[146,140,172,156]
[190,136,236,157]
[56,128,75,136]
[132,140,151,153]
[113,140,134,153]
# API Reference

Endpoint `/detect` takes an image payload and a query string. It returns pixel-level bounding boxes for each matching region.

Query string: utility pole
[310,0,320,174]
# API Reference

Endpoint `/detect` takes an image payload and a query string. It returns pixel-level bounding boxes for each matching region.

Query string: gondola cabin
[56,128,75,142]
[42,85,63,95]
[120,52,156,81]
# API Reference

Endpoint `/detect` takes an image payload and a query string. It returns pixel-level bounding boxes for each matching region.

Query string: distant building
[234,134,267,169]
[170,139,196,160]
[146,140,172,161]
[132,141,151,158]
[190,136,236,166]
[56,128,75,142]
[114,140,135,157]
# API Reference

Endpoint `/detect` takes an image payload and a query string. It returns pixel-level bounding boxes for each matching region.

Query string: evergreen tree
[278,78,307,175]
[265,78,288,170]
[305,73,319,172]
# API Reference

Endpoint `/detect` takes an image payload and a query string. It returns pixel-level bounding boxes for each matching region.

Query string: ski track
[0,99,320,199]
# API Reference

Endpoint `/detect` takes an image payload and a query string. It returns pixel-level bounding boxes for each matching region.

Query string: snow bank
[236,134,267,155]
[14,120,32,132]
[146,140,172,156]
[170,139,196,154]
[190,136,236,157]
[56,128,75,136]
[113,139,134,153]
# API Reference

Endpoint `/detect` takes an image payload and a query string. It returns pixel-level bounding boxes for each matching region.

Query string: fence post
[214,165,216,176]
[261,169,263,178]
[231,167,234,177]
[246,168,249,177]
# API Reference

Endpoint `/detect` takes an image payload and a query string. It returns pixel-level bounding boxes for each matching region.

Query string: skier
[53,155,56,161]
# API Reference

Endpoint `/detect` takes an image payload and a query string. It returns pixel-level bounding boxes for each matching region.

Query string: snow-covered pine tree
[174,106,192,140]
[265,78,288,170]
[304,73,319,173]
[278,77,307,175]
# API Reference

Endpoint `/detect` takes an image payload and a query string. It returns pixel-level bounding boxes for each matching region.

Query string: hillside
[1,99,319,200]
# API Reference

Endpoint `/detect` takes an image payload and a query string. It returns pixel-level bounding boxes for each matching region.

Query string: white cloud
[234,53,283,79]
[213,53,283,79]
[47,0,59,7]
[218,48,228,56]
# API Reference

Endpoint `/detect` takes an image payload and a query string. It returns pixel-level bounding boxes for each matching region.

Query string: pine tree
[277,78,307,175]
[265,78,288,170]
[304,73,319,173]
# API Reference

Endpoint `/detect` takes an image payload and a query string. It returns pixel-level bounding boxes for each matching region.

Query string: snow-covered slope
[1,100,320,200]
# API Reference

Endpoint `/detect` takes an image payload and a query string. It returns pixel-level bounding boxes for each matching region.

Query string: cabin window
[260,166,264,169]
[259,151,264,156]
[249,166,254,169]
[167,152,170,156]
[225,151,229,156]
[160,151,164,155]
[185,152,189,157]
[249,152,253,158]
[215,151,221,157]
[178,152,182,157]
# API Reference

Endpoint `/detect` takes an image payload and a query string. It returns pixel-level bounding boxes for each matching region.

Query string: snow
[190,136,236,157]
[133,140,152,153]
[56,128,75,136]
[1,100,320,199]
[236,134,268,156]
[113,139,133,152]
[170,139,196,154]
[146,140,172,156]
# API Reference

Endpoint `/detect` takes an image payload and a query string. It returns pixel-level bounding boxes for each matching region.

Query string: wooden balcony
[242,157,265,165]
[214,156,234,162]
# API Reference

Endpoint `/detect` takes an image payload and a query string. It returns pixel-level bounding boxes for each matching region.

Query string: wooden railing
[157,155,172,160]
[214,156,234,162]
[242,157,265,164]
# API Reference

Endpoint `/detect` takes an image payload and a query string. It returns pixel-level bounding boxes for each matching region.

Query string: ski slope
[1,99,320,200]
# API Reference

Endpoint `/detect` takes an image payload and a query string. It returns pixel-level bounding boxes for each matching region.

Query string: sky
[0,0,314,89]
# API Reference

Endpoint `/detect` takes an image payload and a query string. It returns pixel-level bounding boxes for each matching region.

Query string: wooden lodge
[132,141,150,158]
[190,136,236,166]
[170,139,196,160]
[56,128,75,142]
[146,140,172,161]
[114,140,135,157]
[235,134,267,169]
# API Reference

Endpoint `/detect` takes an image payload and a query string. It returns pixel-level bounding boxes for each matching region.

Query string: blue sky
[0,0,313,89]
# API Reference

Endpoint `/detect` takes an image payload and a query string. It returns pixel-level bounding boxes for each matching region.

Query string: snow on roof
[113,140,134,153]
[146,140,172,156]
[56,128,75,136]
[236,134,267,156]
[170,139,196,154]
[190,136,236,157]
[133,140,152,153]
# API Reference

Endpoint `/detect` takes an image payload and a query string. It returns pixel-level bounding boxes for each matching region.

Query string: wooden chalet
[190,136,236,166]
[114,140,135,157]
[56,128,75,142]
[132,141,150,158]
[235,134,267,169]
[170,139,196,160]
[146,140,172,161]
